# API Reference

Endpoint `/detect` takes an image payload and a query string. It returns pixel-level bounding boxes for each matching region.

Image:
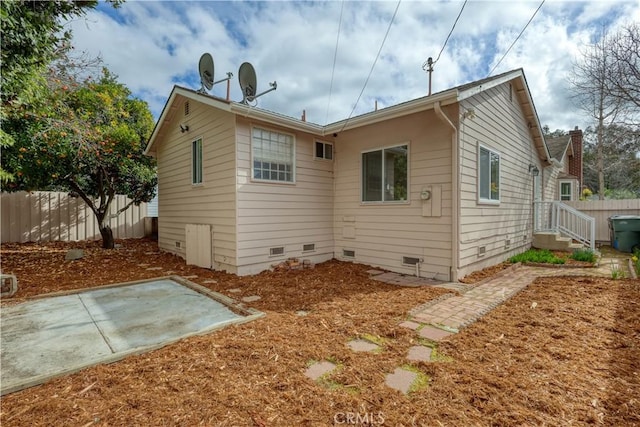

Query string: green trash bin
[609,215,640,253]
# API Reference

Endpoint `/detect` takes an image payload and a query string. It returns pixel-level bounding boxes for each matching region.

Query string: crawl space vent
[478,246,486,257]
[175,241,182,249]
[505,239,511,249]
[303,243,315,252]
[402,256,421,266]
[270,247,285,256]
[343,249,355,258]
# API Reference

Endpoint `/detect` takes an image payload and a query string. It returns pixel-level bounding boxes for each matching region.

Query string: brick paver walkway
[405,256,624,333]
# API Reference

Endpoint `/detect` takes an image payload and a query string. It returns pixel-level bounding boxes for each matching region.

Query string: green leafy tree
[3,63,156,249]
[1,0,122,183]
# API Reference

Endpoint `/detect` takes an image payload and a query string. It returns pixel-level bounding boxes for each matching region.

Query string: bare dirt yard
[1,238,639,426]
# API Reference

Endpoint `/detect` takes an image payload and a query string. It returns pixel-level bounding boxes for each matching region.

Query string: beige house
[145,68,566,281]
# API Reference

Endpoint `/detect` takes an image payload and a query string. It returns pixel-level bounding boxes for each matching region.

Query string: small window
[192,138,203,185]
[478,145,500,203]
[362,144,408,203]
[252,127,295,183]
[315,141,333,160]
[560,182,572,201]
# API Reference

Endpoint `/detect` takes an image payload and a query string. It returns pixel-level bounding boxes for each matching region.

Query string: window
[315,141,333,160]
[362,144,408,202]
[252,127,294,182]
[478,145,500,202]
[191,138,202,184]
[560,182,572,201]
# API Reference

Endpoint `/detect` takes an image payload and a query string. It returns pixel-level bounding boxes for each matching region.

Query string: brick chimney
[568,126,583,186]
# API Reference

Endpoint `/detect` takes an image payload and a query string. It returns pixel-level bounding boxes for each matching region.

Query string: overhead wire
[340,0,401,132]
[324,0,345,126]
[431,0,467,66]
[487,0,545,76]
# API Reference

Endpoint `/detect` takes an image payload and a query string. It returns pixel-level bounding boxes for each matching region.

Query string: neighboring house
[145,68,562,281]
[543,127,583,201]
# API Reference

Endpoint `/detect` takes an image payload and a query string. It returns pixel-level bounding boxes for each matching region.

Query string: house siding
[235,117,335,275]
[457,82,539,278]
[333,109,453,281]
[155,98,238,273]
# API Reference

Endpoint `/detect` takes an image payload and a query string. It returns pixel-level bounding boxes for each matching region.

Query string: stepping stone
[399,320,421,330]
[137,263,150,267]
[366,269,385,276]
[182,275,198,279]
[146,267,163,271]
[407,346,432,362]
[242,295,261,303]
[418,325,454,341]
[296,310,310,316]
[164,271,175,275]
[227,288,242,293]
[347,339,380,352]
[203,279,217,284]
[304,361,337,380]
[385,368,418,394]
[65,249,84,261]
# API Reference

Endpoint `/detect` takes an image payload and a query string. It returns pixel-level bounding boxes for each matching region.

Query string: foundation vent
[303,243,315,252]
[478,246,486,257]
[505,239,511,249]
[343,249,355,258]
[402,256,421,266]
[270,246,285,256]
[175,241,182,248]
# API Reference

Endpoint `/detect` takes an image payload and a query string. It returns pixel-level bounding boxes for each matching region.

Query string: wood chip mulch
[1,238,638,426]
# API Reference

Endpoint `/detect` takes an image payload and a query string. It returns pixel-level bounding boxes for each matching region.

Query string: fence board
[565,199,640,243]
[1,191,149,243]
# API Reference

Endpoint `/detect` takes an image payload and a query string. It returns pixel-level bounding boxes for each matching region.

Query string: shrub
[509,249,565,264]
[570,248,596,263]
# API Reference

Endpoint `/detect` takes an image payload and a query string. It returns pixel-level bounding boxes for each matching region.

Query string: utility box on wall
[185,224,213,268]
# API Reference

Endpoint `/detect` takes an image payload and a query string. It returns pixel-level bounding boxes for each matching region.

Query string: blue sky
[65,0,638,131]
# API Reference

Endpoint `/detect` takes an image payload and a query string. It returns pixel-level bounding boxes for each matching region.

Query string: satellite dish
[199,53,215,92]
[238,61,277,104]
[238,62,257,103]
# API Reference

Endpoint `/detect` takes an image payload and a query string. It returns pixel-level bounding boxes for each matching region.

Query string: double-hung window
[478,145,500,203]
[252,127,295,183]
[560,182,572,201]
[362,144,408,202]
[192,138,203,185]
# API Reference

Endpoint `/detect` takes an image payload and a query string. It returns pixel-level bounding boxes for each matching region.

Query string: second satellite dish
[199,53,214,91]
[238,62,277,104]
[239,62,257,103]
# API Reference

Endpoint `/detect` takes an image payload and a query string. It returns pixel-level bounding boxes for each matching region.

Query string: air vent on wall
[270,246,285,256]
[184,101,190,116]
[175,241,182,248]
[478,246,486,257]
[303,243,315,252]
[343,249,355,258]
[402,256,422,266]
[505,239,511,249]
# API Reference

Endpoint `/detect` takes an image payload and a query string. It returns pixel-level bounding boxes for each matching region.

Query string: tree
[1,0,121,183]
[3,63,156,249]
[569,28,632,199]
[606,23,640,122]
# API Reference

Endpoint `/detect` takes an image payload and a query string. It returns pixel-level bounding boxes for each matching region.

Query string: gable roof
[145,68,550,164]
[545,135,572,163]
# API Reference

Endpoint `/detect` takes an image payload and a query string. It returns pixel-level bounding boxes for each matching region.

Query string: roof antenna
[422,57,434,96]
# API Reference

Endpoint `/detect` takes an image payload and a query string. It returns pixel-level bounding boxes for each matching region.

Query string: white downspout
[434,101,459,282]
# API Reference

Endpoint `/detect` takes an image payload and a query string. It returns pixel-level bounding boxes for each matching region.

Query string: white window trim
[559,180,574,201]
[360,142,410,205]
[477,144,500,205]
[314,140,334,161]
[191,136,203,186]
[250,125,296,185]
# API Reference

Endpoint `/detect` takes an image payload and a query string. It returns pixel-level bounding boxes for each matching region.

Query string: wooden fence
[1,191,148,243]
[565,199,640,243]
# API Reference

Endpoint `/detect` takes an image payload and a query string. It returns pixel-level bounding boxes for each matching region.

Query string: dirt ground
[1,239,638,426]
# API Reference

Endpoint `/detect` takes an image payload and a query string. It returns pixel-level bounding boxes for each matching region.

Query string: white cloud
[66,0,640,132]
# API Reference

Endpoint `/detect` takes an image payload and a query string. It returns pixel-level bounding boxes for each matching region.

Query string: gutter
[434,101,459,282]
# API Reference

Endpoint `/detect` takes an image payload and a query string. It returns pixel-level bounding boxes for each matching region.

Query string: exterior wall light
[529,164,540,176]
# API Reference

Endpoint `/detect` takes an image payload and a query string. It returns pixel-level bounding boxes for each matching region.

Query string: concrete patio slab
[347,339,380,352]
[0,276,264,396]
[407,346,432,362]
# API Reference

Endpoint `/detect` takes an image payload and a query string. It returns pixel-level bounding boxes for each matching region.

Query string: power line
[432,0,467,66]
[340,0,401,132]
[325,0,345,125]
[488,0,545,76]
